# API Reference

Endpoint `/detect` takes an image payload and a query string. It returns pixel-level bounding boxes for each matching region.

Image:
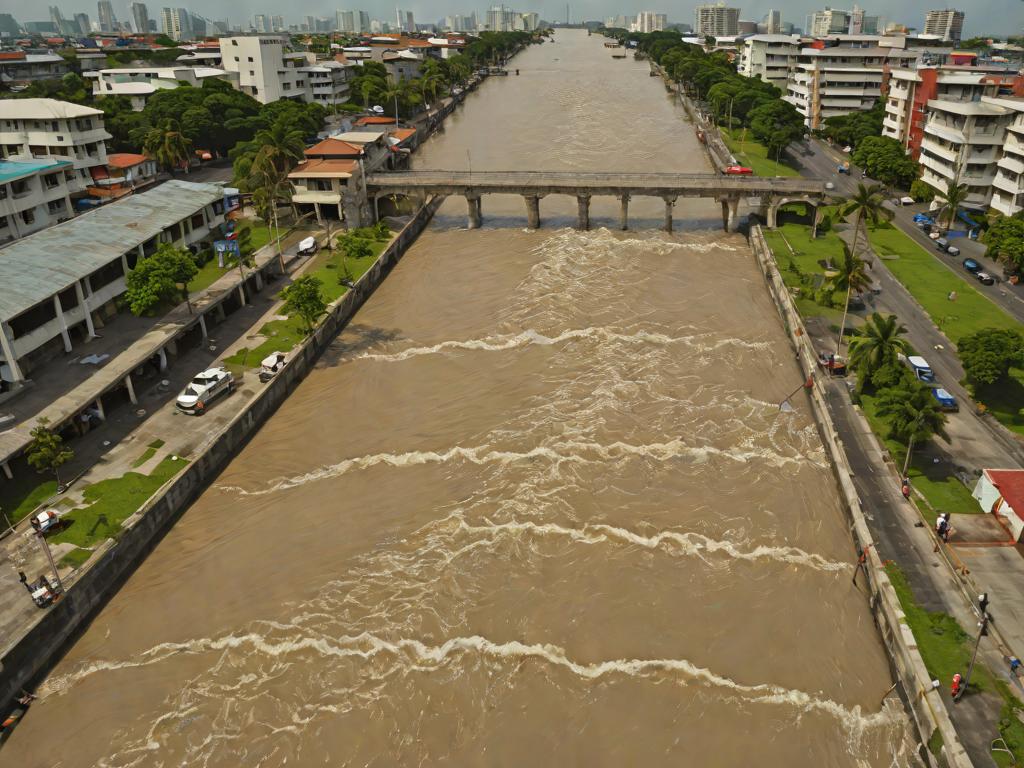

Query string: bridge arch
[766,196,822,229]
[371,190,425,221]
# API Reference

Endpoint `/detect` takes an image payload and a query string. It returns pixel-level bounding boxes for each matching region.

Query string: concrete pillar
[619,195,629,230]
[198,313,208,340]
[253,269,263,291]
[727,196,741,233]
[313,201,323,225]
[237,284,247,307]
[466,195,482,229]
[576,195,590,231]
[93,397,105,420]
[75,280,95,338]
[157,347,168,372]
[766,203,778,229]
[1,461,12,480]
[720,200,730,232]
[53,294,72,353]
[663,197,677,233]
[525,195,540,229]
[124,373,137,405]
[0,321,24,383]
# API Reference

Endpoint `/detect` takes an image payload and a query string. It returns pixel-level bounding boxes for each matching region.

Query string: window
[249,70,254,76]
[47,199,65,214]
[21,209,35,225]
[44,174,59,189]
[0,216,7,229]
[231,39,238,45]
[234,56,239,62]
[247,56,253,62]
[191,212,204,229]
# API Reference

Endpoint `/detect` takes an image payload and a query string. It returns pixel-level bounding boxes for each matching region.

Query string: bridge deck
[365,171,825,197]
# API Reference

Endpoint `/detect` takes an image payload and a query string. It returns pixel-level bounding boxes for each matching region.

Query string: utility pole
[956,592,990,700]
[36,530,63,594]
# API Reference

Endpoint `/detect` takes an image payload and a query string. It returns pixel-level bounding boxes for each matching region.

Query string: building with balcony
[883,66,1024,159]
[783,44,919,129]
[918,99,1014,208]
[985,97,1024,217]
[695,4,739,36]
[0,157,74,243]
[737,34,801,90]
[0,51,69,86]
[220,35,355,106]
[90,65,236,110]
[0,99,110,198]
[296,60,353,108]
[0,180,226,383]
[924,9,964,44]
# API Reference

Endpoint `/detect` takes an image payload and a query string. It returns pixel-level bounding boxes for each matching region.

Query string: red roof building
[975,469,1024,540]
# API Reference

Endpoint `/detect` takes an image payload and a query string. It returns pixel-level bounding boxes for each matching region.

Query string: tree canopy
[851,136,919,188]
[124,244,199,316]
[281,275,327,333]
[27,417,74,485]
[958,327,1024,387]
[821,100,885,148]
[984,213,1024,273]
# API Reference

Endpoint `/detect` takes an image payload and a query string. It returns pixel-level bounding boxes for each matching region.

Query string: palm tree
[935,180,970,234]
[834,183,890,357]
[419,72,444,110]
[848,312,910,381]
[382,79,404,123]
[143,120,192,174]
[876,382,949,475]
[245,147,293,272]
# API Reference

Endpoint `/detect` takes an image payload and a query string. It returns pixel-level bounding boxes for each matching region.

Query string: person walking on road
[935,513,951,545]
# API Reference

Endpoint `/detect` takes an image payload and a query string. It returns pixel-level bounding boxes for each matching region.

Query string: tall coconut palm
[834,182,890,358]
[382,79,404,123]
[935,180,970,234]
[245,146,293,272]
[877,381,949,475]
[848,312,910,381]
[143,119,192,174]
[419,72,445,109]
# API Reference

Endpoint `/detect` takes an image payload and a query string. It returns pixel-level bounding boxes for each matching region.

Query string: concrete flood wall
[0,195,445,709]
[749,225,970,767]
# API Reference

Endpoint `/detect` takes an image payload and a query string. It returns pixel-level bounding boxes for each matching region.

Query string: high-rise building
[485,5,516,31]
[304,14,315,31]
[0,13,21,36]
[130,2,149,34]
[396,9,415,32]
[97,0,116,32]
[634,11,667,33]
[807,7,850,35]
[337,9,355,32]
[49,6,74,35]
[924,9,965,43]
[161,7,192,39]
[74,12,91,33]
[271,15,284,31]
[254,14,269,33]
[358,11,370,31]
[763,9,782,33]
[694,3,740,36]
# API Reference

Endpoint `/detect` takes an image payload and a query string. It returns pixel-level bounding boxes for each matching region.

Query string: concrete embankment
[0,196,445,710]
[750,224,971,767]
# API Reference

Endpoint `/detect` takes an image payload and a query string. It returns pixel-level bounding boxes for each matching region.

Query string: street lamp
[955,593,990,701]
[35,529,63,595]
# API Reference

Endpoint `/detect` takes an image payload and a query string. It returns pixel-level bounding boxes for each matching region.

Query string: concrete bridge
[365,171,827,232]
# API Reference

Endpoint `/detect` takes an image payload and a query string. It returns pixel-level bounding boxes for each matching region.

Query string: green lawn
[49,456,187,549]
[223,318,308,371]
[0,477,58,525]
[58,547,93,569]
[190,258,235,293]
[131,438,165,469]
[763,224,849,322]
[722,128,799,177]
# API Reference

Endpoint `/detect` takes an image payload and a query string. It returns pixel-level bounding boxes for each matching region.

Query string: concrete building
[130,2,149,34]
[974,469,1024,541]
[271,15,284,32]
[924,9,964,43]
[254,14,269,33]
[0,99,110,197]
[101,152,158,193]
[763,9,782,33]
[396,9,415,33]
[918,98,1014,208]
[0,52,69,86]
[883,66,1024,158]
[0,14,22,37]
[0,158,75,243]
[738,34,801,90]
[220,36,354,106]
[634,11,667,33]
[160,7,192,40]
[695,4,740,37]
[983,96,1024,217]
[97,0,116,32]
[382,50,423,82]
[783,42,919,128]
[91,66,236,110]
[75,13,92,35]
[297,60,353,108]
[337,9,355,32]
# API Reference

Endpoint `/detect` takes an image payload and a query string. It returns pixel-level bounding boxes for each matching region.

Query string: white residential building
[695,4,740,36]
[763,9,782,33]
[634,11,667,33]
[984,96,1024,217]
[220,36,354,106]
[0,52,69,86]
[924,9,964,43]
[738,34,800,90]
[0,99,110,197]
[0,158,75,243]
[297,60,353,108]
[160,7,192,40]
[91,66,236,110]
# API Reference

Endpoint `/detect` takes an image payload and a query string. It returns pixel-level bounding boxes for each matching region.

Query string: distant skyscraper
[49,6,74,35]
[396,8,414,32]
[74,12,91,33]
[694,3,740,36]
[131,2,149,34]
[254,13,269,32]
[271,14,284,31]
[924,8,964,42]
[304,14,315,31]
[763,8,781,33]
[161,6,191,39]
[634,11,666,33]
[97,0,116,32]
[337,9,355,32]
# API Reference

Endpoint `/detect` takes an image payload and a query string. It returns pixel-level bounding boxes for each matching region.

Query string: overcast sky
[12,0,1022,36]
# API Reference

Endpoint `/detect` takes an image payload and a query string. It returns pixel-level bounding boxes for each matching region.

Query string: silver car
[176,367,235,415]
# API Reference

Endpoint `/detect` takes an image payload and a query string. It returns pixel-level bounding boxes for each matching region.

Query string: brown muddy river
[6,29,911,767]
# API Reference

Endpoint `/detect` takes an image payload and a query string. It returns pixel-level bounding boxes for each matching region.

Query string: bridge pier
[619,195,629,230]
[663,197,676,233]
[525,195,541,229]
[720,196,741,232]
[576,195,591,231]
[466,194,482,229]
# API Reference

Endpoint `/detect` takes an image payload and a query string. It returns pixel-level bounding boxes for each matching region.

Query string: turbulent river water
[7,30,912,767]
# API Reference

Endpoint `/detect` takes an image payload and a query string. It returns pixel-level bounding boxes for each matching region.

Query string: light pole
[956,593,989,701]
[36,530,63,594]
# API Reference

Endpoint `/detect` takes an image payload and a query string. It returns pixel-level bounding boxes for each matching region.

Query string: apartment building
[924,9,964,43]
[0,157,74,243]
[92,65,236,110]
[738,34,801,90]
[634,12,668,33]
[883,66,1024,158]
[695,4,740,37]
[0,99,110,197]
[988,97,1024,217]
[784,42,919,128]
[0,51,69,86]
[220,36,354,106]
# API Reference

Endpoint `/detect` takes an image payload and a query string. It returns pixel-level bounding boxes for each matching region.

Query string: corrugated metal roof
[0,180,222,322]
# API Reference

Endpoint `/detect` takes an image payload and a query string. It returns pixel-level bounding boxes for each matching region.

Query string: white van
[904,355,935,383]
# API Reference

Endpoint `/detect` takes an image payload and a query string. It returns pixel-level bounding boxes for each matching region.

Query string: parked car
[901,354,936,383]
[976,271,995,285]
[723,165,753,175]
[259,351,288,383]
[931,388,959,412]
[962,258,982,274]
[176,367,235,415]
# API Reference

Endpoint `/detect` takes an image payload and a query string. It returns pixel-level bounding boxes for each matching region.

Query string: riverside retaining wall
[750,225,971,768]
[0,195,445,709]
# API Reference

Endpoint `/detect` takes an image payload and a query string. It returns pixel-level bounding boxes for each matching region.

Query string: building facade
[220,36,354,106]
[924,9,964,43]
[695,4,740,37]
[0,158,75,243]
[635,11,667,33]
[989,97,1024,217]
[0,52,69,86]
[738,34,800,90]
[97,0,116,32]
[130,1,149,34]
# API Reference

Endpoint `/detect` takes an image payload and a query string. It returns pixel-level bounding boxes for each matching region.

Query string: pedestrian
[936,512,951,543]
[951,673,962,698]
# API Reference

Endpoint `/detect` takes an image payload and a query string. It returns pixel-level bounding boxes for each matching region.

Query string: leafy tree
[852,136,919,188]
[848,313,910,386]
[281,275,327,333]
[909,179,936,203]
[876,379,949,473]
[124,244,199,315]
[143,119,192,173]
[27,417,74,487]
[958,328,1024,387]
[934,181,970,233]
[983,214,1024,273]
[821,101,885,148]
[337,233,373,280]
[834,183,891,356]
[748,100,804,160]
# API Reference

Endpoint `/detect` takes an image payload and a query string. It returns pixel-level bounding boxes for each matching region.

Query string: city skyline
[0,1,1016,35]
